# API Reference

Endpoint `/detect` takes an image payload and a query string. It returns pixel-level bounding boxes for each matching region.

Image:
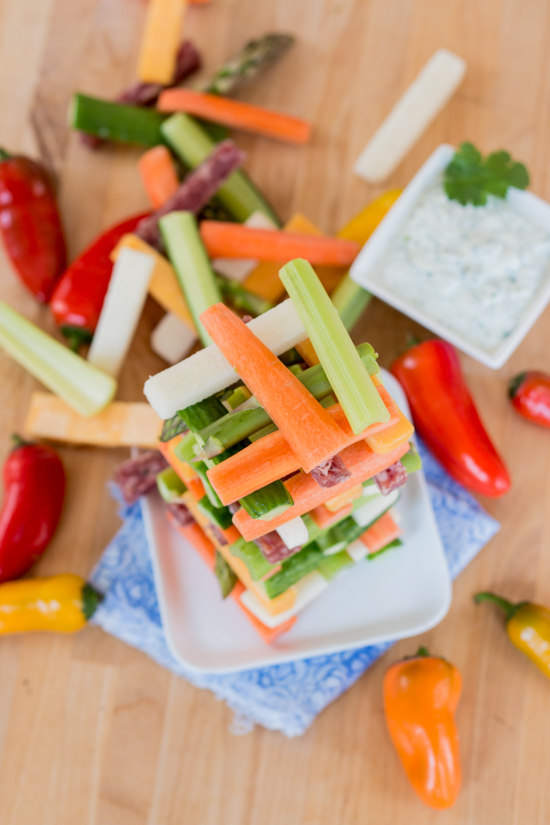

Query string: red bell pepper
[509,371,550,428]
[0,436,65,583]
[391,339,511,497]
[0,149,67,302]
[49,212,148,349]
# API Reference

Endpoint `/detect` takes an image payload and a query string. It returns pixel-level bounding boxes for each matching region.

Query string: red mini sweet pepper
[391,339,510,497]
[49,212,148,349]
[0,436,65,583]
[0,149,67,302]
[508,371,550,428]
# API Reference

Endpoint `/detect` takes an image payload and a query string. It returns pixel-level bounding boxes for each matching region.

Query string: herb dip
[371,184,550,351]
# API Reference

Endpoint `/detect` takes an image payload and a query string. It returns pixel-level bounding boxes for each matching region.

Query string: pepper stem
[474,591,522,621]
[81,583,105,621]
[0,148,11,161]
[415,646,430,657]
[60,325,94,353]
[11,434,32,450]
[508,372,527,399]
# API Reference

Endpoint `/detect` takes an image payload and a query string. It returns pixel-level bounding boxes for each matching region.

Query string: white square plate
[350,144,550,370]
[141,371,451,674]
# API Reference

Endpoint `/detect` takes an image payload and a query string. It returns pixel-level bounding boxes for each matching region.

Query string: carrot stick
[138,145,179,209]
[233,441,410,541]
[199,222,360,266]
[310,502,353,530]
[200,303,349,473]
[157,88,311,145]
[360,510,402,554]
[207,385,399,504]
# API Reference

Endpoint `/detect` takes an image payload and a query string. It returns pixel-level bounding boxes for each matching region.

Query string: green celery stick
[265,544,324,599]
[175,430,199,463]
[247,422,278,443]
[279,259,389,434]
[70,93,167,146]
[317,551,354,581]
[160,212,222,346]
[222,386,251,412]
[400,442,422,474]
[0,303,116,416]
[230,537,277,581]
[203,34,295,96]
[197,495,234,530]
[156,467,187,503]
[331,274,372,331]
[161,114,281,225]
[214,551,237,598]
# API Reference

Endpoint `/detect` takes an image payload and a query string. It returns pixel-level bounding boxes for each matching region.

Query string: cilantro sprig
[444,142,529,206]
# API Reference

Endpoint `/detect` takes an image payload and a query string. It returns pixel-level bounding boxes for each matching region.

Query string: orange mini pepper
[383,647,462,809]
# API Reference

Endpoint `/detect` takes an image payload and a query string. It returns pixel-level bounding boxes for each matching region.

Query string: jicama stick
[160,212,222,346]
[0,303,116,417]
[202,34,294,96]
[137,0,188,85]
[24,393,162,447]
[144,299,306,418]
[158,89,311,145]
[354,49,466,183]
[200,303,349,473]
[136,140,245,250]
[351,488,400,528]
[138,145,179,209]
[199,222,360,266]
[88,248,155,378]
[360,510,402,554]
[232,441,409,541]
[207,386,399,504]
[213,211,276,283]
[150,312,197,364]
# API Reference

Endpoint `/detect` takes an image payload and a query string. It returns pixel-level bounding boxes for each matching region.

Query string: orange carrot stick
[157,88,311,145]
[138,145,179,209]
[200,303,349,472]
[207,386,399,504]
[360,510,402,555]
[233,441,410,541]
[199,222,360,266]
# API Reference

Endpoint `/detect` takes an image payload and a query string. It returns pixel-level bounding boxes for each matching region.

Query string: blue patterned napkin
[89,439,499,737]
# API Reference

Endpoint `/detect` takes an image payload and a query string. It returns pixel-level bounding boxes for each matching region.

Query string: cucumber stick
[71,93,167,146]
[160,212,222,347]
[239,480,293,521]
[197,495,234,530]
[230,537,276,581]
[317,551,354,581]
[265,544,324,599]
[161,113,281,225]
[0,303,116,417]
[179,395,227,432]
[156,467,187,502]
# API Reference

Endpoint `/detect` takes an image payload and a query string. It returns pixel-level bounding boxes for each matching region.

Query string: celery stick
[160,212,222,346]
[400,442,422,474]
[0,303,116,416]
[331,274,372,331]
[71,93,167,146]
[197,495,234,530]
[222,386,251,412]
[230,537,276,581]
[161,113,281,225]
[317,551,354,581]
[175,430,199,463]
[279,259,389,434]
[247,423,278,443]
[157,467,187,502]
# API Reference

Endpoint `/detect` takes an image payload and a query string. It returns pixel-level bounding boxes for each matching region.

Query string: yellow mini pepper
[475,591,550,678]
[0,574,103,635]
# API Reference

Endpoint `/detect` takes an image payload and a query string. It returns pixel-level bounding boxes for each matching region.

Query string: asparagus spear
[202,34,295,96]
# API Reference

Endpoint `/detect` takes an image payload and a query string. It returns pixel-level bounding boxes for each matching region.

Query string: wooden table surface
[1,0,550,822]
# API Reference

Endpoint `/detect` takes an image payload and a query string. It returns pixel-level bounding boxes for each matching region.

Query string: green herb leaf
[214,551,238,599]
[444,142,529,206]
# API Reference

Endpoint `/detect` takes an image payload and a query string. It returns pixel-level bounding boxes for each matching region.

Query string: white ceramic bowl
[350,144,550,370]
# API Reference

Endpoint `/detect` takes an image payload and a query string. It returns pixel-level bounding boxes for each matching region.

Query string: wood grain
[1,0,550,822]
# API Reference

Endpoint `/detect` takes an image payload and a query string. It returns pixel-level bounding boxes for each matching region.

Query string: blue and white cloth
[89,439,499,737]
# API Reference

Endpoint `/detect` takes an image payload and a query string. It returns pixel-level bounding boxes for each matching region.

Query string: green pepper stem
[416,646,430,657]
[508,372,527,399]
[60,325,94,353]
[0,148,11,161]
[81,583,104,620]
[11,434,32,450]
[474,591,520,621]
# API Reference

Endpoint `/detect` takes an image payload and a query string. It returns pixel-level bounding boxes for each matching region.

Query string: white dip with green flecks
[371,183,550,352]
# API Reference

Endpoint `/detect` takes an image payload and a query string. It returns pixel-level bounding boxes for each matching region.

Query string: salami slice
[255,531,301,564]
[114,450,168,504]
[373,460,408,495]
[310,454,351,488]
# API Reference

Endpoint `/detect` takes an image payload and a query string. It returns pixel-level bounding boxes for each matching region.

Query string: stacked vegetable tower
[145,259,418,643]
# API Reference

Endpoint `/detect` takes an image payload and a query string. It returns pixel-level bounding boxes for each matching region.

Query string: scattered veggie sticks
[160,212,222,346]
[87,248,155,377]
[136,140,245,250]
[158,89,311,145]
[0,437,65,583]
[202,34,294,95]
[144,299,306,418]
[138,145,179,209]
[232,440,409,542]
[199,223,359,266]
[280,259,390,433]
[161,113,281,224]
[137,0,188,85]
[71,94,168,146]
[24,393,162,447]
[508,370,550,428]
[0,303,116,416]
[50,213,149,349]
[200,303,349,472]
[0,575,102,634]
[0,149,66,303]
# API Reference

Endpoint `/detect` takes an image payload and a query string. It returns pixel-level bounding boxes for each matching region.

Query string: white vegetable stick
[88,247,155,378]
[275,516,309,550]
[347,539,368,563]
[240,572,328,629]
[144,298,307,418]
[150,312,197,365]
[354,49,466,183]
[352,489,400,528]
[212,211,277,282]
